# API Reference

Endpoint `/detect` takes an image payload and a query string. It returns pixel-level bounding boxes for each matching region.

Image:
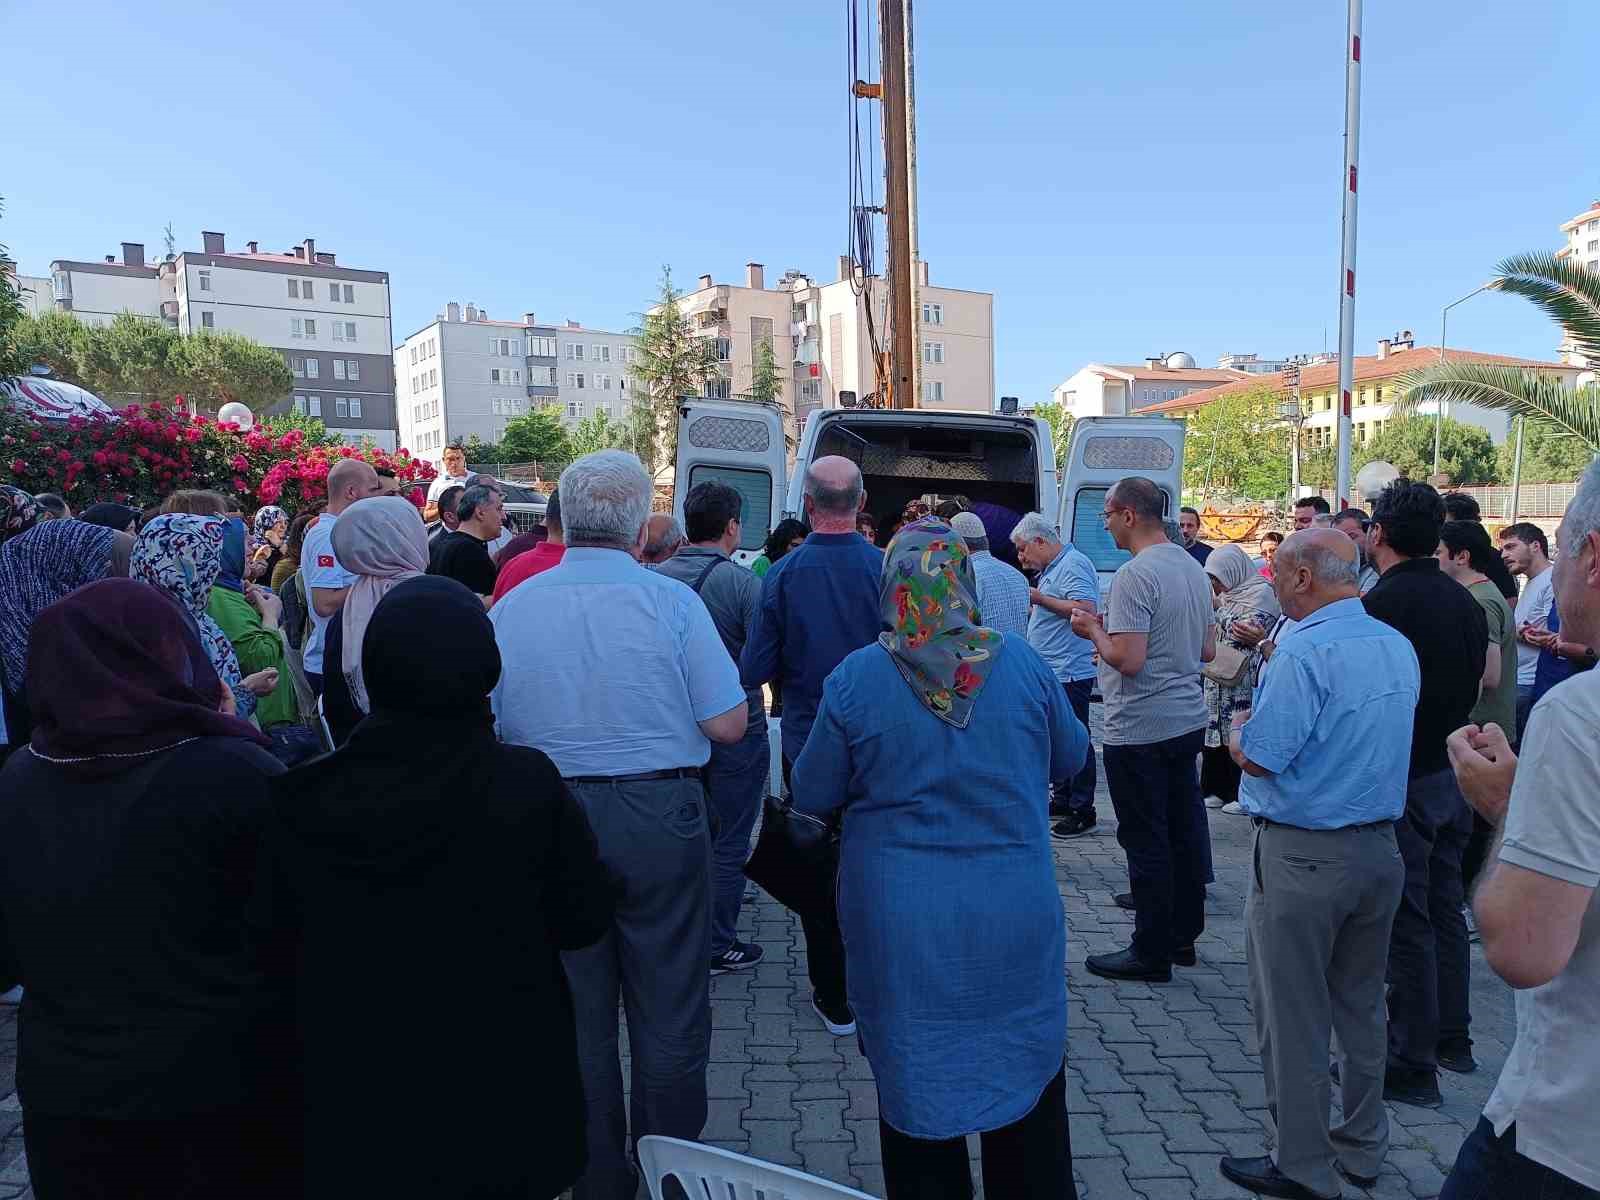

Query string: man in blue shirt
[1011,511,1102,838]
[1219,530,1419,1200]
[740,455,883,1037]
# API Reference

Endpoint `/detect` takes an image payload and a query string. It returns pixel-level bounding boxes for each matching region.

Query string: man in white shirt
[423,443,472,522]
[301,458,383,695]
[1444,463,1600,1199]
[1497,522,1553,742]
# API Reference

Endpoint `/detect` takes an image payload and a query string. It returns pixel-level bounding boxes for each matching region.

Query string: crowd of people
[0,445,1596,1200]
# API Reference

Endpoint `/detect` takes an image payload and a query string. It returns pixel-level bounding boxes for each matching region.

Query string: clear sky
[3,0,1595,405]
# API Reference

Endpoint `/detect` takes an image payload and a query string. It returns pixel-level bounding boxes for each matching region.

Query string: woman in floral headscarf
[248,505,288,583]
[0,486,41,548]
[791,517,1088,1200]
[132,515,276,721]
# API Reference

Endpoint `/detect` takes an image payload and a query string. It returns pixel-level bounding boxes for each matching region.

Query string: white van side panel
[1055,417,1187,595]
[674,400,788,563]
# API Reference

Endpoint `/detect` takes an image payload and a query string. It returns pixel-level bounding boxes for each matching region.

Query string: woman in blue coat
[792,517,1087,1200]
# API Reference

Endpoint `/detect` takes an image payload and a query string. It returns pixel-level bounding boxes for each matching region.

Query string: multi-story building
[1216,352,1296,375]
[394,303,636,466]
[1139,332,1583,447]
[668,264,807,421]
[2,259,52,318]
[1051,354,1249,417]
[47,232,396,446]
[1556,199,1600,368]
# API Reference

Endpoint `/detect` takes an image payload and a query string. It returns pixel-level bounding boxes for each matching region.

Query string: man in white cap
[951,510,1030,636]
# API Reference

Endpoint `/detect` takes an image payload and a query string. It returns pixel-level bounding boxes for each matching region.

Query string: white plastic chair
[637,1136,876,1200]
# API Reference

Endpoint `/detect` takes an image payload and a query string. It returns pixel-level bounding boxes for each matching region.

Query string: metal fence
[1306,481,1579,523]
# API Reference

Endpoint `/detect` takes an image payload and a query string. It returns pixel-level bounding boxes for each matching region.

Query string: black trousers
[1441,1118,1599,1200]
[1387,768,1473,1072]
[742,757,849,1012]
[24,1108,299,1200]
[1103,730,1209,966]
[1049,679,1098,814]
[879,1063,1076,1200]
[1199,742,1243,806]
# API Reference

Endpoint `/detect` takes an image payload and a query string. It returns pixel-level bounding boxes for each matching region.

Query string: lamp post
[1435,282,1494,477]
[1279,358,1305,505]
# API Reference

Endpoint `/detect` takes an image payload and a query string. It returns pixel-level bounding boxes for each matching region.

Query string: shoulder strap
[689,555,726,595]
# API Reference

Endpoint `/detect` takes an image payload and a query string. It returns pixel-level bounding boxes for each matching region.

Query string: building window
[546,366,558,385]
[922,302,943,325]
[333,360,346,381]
[305,358,319,378]
[800,379,821,400]
[342,284,354,304]
[428,368,437,387]
[923,380,944,403]
[706,376,731,400]
[333,320,356,342]
[288,279,300,299]
[594,374,610,391]
[622,346,636,365]
[409,345,418,366]
[346,360,359,381]
[349,397,362,418]
[200,311,214,329]
[529,336,556,357]
[711,337,732,362]
[427,338,436,357]
[198,269,211,291]
[293,394,305,413]
[306,395,321,416]
[301,279,315,299]
[568,343,584,360]
[335,397,349,418]
[922,341,945,364]
[594,344,610,363]
[568,398,584,419]
[291,356,306,378]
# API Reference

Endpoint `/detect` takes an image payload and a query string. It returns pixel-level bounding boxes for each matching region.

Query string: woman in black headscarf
[0,579,297,1199]
[78,502,141,533]
[269,575,614,1199]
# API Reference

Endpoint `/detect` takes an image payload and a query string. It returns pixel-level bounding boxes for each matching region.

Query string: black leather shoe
[1114,891,1136,910]
[1086,946,1171,983]
[1384,1066,1443,1108]
[1173,944,1198,967]
[1437,1039,1478,1074]
[1219,1155,1333,1199]
[1337,1162,1379,1188]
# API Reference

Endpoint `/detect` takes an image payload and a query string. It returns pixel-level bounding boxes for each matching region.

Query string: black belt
[1252,816,1393,833]
[564,767,703,785]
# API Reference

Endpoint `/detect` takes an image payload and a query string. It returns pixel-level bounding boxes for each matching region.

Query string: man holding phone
[1498,523,1554,742]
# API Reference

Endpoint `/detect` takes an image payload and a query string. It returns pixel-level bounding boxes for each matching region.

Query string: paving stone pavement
[0,729,1513,1200]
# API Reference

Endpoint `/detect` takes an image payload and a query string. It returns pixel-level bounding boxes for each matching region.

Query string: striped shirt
[969,550,1031,637]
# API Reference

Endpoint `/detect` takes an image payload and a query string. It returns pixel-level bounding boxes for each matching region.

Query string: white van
[675,400,1059,563]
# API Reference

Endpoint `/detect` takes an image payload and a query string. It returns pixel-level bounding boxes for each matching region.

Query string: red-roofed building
[1135,334,1582,448]
[1051,352,1252,417]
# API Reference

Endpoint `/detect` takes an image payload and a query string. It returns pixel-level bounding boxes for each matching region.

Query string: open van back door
[675,399,788,565]
[1055,416,1187,597]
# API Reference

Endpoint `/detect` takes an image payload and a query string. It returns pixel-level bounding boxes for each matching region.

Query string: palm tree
[1394,252,1600,453]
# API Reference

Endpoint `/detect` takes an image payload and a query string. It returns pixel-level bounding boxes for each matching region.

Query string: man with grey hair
[741,454,881,1037]
[491,449,748,1200]
[1438,460,1600,1200]
[952,510,1029,635]
[1010,510,1100,836]
[1219,529,1420,1200]
[641,513,685,564]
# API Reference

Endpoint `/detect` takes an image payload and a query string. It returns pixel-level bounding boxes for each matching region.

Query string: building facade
[1556,200,1600,369]
[1140,335,1583,448]
[395,303,636,466]
[48,232,396,447]
[1052,355,1248,417]
[1216,352,1296,375]
[2,261,53,318]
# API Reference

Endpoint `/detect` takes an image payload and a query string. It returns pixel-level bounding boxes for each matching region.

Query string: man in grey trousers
[1219,530,1421,1200]
[490,450,749,1200]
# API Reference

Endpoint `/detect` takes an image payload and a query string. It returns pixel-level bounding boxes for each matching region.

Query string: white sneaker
[1204,794,1227,809]
[1220,801,1248,816]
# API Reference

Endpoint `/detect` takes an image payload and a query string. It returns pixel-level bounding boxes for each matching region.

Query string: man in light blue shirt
[1012,511,1101,837]
[1219,530,1419,1200]
[491,450,746,1200]
[951,511,1029,635]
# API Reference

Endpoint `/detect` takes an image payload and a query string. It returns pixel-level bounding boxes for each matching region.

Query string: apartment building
[1051,354,1248,417]
[394,303,636,466]
[1140,332,1582,447]
[1556,199,1600,368]
[669,264,806,421]
[48,232,396,446]
[2,259,52,317]
[1216,352,1296,375]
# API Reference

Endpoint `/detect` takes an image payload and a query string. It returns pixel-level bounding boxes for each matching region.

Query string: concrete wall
[51,264,161,325]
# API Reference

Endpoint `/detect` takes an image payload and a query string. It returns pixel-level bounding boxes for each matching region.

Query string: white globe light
[1355,459,1400,501]
[217,402,254,430]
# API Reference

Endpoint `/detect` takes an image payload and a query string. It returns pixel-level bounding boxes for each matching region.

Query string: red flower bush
[0,398,435,513]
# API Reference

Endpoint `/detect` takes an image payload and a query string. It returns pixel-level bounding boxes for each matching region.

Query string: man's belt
[564,767,703,785]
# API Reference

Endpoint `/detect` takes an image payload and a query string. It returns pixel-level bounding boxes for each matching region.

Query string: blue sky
[3,0,1595,404]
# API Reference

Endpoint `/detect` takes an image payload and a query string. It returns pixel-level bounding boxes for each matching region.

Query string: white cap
[950,511,988,544]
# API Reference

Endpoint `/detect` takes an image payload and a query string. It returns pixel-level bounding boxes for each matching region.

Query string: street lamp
[1278,358,1306,504]
[1435,282,1494,477]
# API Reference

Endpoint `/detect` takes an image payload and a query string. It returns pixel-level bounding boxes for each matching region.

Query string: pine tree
[629,267,720,475]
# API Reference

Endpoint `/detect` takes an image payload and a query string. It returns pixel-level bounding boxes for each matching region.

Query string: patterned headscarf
[0,485,40,547]
[215,517,247,594]
[331,496,430,714]
[878,517,1006,729]
[250,505,286,553]
[1205,543,1279,630]
[0,519,118,697]
[131,514,256,719]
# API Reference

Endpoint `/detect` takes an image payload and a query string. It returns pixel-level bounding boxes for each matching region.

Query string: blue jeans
[705,716,768,956]
[1442,1118,1599,1200]
[1103,729,1208,966]
[265,723,324,768]
[1050,679,1097,814]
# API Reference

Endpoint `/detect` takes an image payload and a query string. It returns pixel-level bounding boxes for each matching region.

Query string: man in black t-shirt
[427,483,503,601]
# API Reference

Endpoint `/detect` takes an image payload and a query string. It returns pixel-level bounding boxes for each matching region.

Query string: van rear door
[675,399,788,565]
[1055,416,1187,596]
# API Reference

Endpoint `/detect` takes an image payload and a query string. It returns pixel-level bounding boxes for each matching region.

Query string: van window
[1070,486,1133,572]
[689,465,770,551]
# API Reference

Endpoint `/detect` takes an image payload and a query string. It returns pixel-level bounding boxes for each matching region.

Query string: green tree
[1031,402,1074,467]
[568,409,633,458]
[630,267,721,475]
[746,338,783,405]
[3,311,90,385]
[1352,416,1499,484]
[461,434,506,469]
[1181,386,1288,500]
[73,313,182,405]
[261,408,343,448]
[0,197,28,380]
[1499,420,1595,483]
[169,330,293,414]
[498,407,570,465]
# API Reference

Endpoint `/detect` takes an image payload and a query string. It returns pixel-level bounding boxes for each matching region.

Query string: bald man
[641,513,685,564]
[1218,529,1421,1200]
[740,455,882,1036]
[301,457,383,694]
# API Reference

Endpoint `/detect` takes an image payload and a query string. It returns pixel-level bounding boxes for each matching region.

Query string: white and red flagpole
[1335,0,1362,509]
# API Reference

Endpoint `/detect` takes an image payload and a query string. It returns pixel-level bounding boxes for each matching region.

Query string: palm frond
[1393,363,1600,453]
[1492,251,1600,364]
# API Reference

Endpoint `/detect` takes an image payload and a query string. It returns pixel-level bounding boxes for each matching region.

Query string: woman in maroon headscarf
[0,579,298,1200]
